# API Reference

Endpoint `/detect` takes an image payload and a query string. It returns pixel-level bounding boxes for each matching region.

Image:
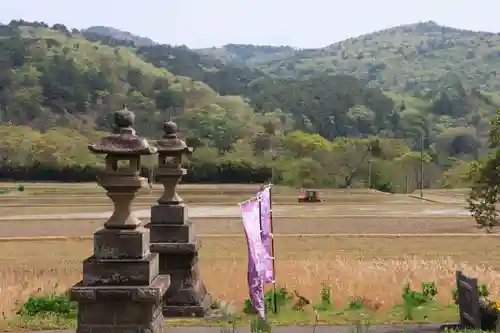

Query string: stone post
[71,106,170,333]
[147,119,211,317]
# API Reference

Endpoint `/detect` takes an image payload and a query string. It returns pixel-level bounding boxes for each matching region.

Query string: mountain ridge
[193,21,500,93]
[81,21,500,94]
[83,26,158,47]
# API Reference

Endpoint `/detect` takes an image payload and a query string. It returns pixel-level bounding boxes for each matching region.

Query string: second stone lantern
[147,119,211,317]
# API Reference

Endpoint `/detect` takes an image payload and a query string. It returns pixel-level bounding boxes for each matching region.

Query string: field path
[0,233,497,242]
[17,323,446,333]
[0,205,240,220]
[0,204,471,221]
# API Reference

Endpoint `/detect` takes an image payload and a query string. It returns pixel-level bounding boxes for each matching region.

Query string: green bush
[17,184,25,192]
[243,287,293,314]
[17,291,77,317]
[250,317,272,333]
[347,296,372,310]
[402,281,438,307]
[401,281,438,320]
[314,283,333,311]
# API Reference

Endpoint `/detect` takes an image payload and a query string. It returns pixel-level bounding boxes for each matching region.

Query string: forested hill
[78,23,500,145]
[0,20,270,152]
[0,20,406,142]
[0,19,496,190]
[198,21,500,93]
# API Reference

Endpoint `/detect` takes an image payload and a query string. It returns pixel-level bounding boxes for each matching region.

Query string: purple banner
[258,186,274,283]
[240,199,266,319]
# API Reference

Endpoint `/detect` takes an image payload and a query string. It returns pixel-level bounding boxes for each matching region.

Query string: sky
[1,0,499,49]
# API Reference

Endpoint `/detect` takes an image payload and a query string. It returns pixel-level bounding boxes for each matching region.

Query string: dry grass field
[0,183,495,322]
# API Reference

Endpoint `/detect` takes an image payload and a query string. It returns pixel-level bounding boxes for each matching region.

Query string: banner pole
[257,193,266,317]
[269,184,278,314]
[239,196,259,206]
[258,191,263,241]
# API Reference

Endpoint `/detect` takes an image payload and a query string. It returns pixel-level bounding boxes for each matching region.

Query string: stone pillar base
[71,275,170,333]
[147,213,212,318]
[163,297,212,317]
[72,226,169,331]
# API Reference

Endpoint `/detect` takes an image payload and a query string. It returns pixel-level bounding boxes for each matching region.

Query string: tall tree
[468,109,500,232]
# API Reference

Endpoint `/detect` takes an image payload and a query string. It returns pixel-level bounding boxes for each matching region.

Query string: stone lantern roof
[88,106,157,156]
[154,119,193,154]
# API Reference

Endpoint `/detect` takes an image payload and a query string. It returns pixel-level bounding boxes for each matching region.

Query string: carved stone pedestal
[72,225,170,333]
[147,203,211,317]
[72,276,169,333]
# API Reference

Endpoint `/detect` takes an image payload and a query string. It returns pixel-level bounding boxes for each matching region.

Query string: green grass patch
[0,287,461,331]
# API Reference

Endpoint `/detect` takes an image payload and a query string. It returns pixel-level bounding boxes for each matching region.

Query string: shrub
[401,281,438,320]
[250,317,272,333]
[17,291,77,317]
[314,283,333,311]
[402,281,438,307]
[17,184,25,192]
[243,287,293,314]
[0,188,11,194]
[347,296,374,310]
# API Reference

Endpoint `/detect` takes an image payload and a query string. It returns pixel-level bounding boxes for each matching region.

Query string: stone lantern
[154,119,193,205]
[71,106,169,333]
[93,107,158,229]
[147,119,211,317]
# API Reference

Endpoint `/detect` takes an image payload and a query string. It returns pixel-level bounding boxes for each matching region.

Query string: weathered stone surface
[150,204,187,225]
[70,288,97,302]
[163,294,212,318]
[166,279,207,305]
[72,276,170,302]
[77,302,163,333]
[163,267,199,294]
[148,210,210,317]
[159,252,198,271]
[150,239,200,254]
[157,253,211,318]
[145,221,195,243]
[94,227,150,259]
[98,177,147,229]
[82,253,159,286]
[72,276,169,333]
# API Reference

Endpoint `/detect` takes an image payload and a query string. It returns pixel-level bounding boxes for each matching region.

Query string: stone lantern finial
[113,105,136,135]
[163,119,178,138]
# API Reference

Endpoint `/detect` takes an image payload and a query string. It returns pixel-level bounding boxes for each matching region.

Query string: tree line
[0,123,472,192]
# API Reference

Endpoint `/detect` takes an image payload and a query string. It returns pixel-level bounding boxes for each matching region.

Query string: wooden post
[456,270,481,330]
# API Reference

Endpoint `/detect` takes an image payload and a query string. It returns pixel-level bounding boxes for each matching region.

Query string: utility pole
[420,134,424,198]
[270,147,276,184]
[405,175,408,195]
[367,145,372,189]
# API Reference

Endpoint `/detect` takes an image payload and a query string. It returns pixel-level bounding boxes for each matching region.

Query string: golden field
[0,183,495,319]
